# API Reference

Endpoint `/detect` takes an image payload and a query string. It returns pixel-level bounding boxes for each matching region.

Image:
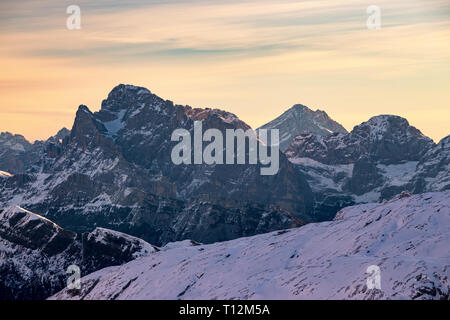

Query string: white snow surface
[377,161,418,187]
[103,110,126,137]
[51,191,450,300]
[288,157,353,192]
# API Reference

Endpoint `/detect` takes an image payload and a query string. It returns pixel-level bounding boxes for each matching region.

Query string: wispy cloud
[1,0,448,60]
[0,0,449,141]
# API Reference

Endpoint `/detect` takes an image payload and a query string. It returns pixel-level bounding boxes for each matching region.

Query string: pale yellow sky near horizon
[0,0,449,142]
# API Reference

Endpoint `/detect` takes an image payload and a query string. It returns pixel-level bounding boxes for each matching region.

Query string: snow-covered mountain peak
[106,83,152,100]
[286,112,435,165]
[366,114,404,122]
[259,103,347,151]
[100,84,156,113]
[364,114,401,135]
[110,83,151,95]
[291,104,309,111]
[77,104,91,114]
[355,114,431,143]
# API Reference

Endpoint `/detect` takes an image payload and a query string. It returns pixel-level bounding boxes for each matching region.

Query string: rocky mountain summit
[0,84,313,246]
[259,104,348,151]
[286,115,434,165]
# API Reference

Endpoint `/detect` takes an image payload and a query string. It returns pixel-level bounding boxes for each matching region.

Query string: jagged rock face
[53,128,71,141]
[285,115,445,214]
[259,104,348,151]
[345,116,434,164]
[65,85,312,212]
[0,206,156,300]
[0,132,31,153]
[345,156,384,195]
[0,129,70,175]
[411,135,450,193]
[98,85,311,212]
[0,132,34,174]
[51,191,450,300]
[286,115,434,165]
[0,84,313,247]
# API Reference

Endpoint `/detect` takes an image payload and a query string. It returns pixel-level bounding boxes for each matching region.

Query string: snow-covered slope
[51,191,450,300]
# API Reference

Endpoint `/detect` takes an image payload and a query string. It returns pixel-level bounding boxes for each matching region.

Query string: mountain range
[0,84,448,299]
[0,85,313,248]
[51,191,450,300]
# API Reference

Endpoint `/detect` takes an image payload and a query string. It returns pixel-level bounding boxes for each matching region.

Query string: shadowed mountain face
[0,84,313,246]
[0,206,156,300]
[259,104,348,151]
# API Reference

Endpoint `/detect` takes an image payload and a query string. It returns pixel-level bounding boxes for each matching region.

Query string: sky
[0,0,449,142]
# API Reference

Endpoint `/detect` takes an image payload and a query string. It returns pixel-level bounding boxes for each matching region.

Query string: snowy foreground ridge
[51,191,450,300]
